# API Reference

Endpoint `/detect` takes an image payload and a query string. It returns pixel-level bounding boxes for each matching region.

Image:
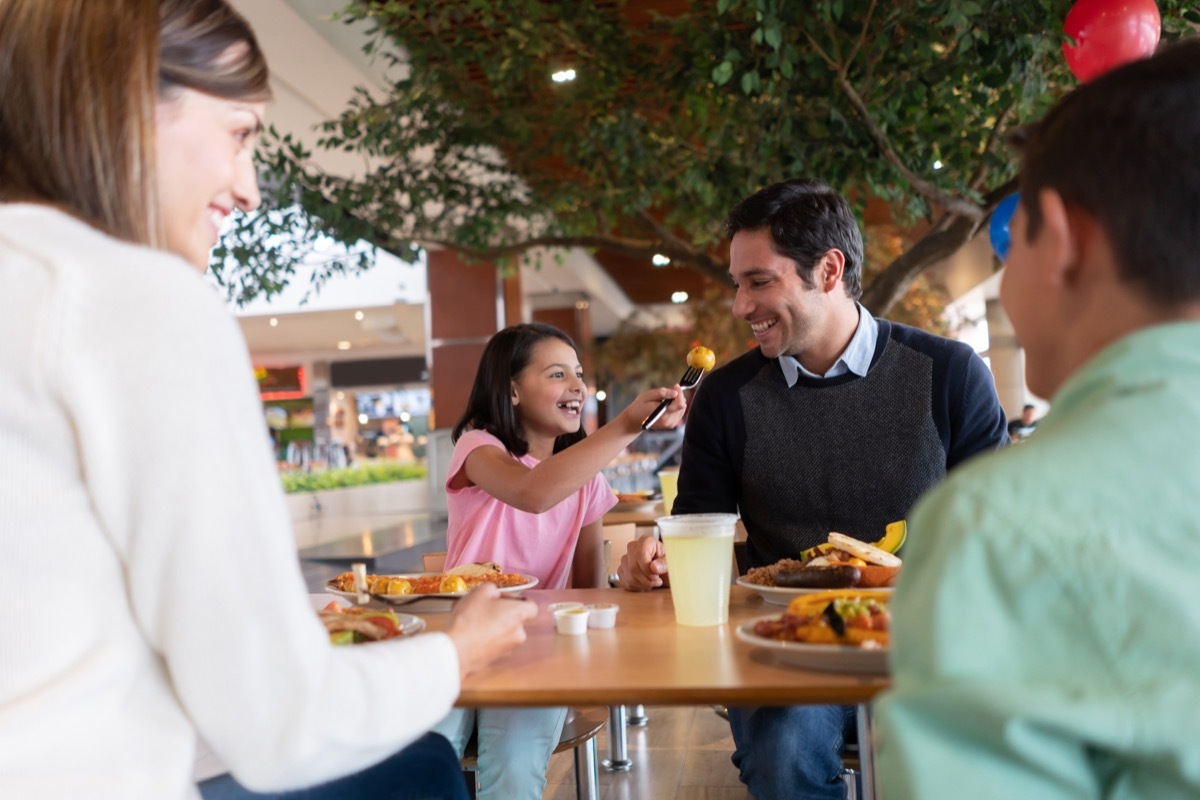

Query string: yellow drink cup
[658,467,680,515]
[657,513,737,626]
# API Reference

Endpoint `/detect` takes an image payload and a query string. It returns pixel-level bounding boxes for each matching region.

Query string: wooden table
[417,584,890,798]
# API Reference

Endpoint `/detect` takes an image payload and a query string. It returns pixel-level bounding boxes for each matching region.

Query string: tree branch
[968,104,1013,192]
[860,178,1018,316]
[425,232,729,283]
[843,0,878,71]
[836,73,984,220]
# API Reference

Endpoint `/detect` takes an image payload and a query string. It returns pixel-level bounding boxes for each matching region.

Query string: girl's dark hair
[452,323,587,457]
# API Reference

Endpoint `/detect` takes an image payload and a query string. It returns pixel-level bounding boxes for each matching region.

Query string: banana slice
[827,532,902,568]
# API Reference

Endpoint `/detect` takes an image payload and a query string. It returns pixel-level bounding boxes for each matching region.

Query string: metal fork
[641,364,706,430]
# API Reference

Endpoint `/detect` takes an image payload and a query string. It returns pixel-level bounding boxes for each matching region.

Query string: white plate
[325,573,538,604]
[736,576,893,606]
[734,615,889,674]
[310,594,427,636]
[611,500,658,514]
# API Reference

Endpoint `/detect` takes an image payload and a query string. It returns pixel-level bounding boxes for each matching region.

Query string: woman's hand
[445,583,537,679]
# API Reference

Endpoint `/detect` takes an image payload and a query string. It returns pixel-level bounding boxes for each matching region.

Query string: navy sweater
[674,319,1008,568]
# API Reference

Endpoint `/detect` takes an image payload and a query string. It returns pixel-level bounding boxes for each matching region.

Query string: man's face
[729,227,829,360]
[1000,202,1065,398]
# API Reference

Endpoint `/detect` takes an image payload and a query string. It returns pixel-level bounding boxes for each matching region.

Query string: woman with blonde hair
[0,2,533,798]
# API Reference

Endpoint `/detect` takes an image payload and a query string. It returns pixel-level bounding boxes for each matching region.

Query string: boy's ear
[1033,188,1079,290]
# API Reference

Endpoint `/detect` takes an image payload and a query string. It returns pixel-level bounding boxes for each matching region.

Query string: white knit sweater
[0,205,460,799]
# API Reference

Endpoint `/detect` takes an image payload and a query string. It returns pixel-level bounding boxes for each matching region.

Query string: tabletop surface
[417,585,891,708]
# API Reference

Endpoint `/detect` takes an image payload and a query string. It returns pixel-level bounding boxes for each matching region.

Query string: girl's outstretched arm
[462,386,686,513]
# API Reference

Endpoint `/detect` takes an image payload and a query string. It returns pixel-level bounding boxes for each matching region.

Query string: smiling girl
[434,322,685,799]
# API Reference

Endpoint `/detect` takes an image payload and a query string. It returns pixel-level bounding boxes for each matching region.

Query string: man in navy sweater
[618,178,1008,799]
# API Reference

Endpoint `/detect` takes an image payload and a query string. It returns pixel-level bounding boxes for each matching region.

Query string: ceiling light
[671,291,689,304]
[358,413,369,425]
[336,391,345,400]
[596,390,607,402]
[652,254,671,267]
[575,300,589,310]
[354,310,364,321]
[933,160,943,170]
[399,411,411,422]
[268,317,278,327]
[337,341,352,350]
[551,68,576,83]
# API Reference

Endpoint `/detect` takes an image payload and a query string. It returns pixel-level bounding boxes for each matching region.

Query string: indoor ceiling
[228,0,714,338]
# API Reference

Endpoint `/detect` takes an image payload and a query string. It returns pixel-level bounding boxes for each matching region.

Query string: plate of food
[611,491,658,513]
[314,597,426,644]
[737,530,903,606]
[734,588,891,674]
[326,565,538,604]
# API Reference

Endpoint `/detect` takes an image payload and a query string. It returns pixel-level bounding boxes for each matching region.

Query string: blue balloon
[989,193,1020,261]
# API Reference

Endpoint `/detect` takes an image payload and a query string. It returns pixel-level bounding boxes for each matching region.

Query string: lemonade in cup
[656,513,737,626]
[658,467,680,515]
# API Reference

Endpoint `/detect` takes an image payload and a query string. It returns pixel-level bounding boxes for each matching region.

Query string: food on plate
[614,490,654,504]
[329,568,529,596]
[744,532,903,589]
[446,561,502,578]
[742,558,809,586]
[751,589,891,648]
[318,603,406,645]
[686,345,716,372]
[439,574,468,593]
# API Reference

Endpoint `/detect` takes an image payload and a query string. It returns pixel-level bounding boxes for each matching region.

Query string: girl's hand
[620,385,687,432]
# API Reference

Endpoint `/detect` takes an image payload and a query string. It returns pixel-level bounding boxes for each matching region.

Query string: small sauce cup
[547,601,584,615]
[585,603,619,629]
[553,607,590,635]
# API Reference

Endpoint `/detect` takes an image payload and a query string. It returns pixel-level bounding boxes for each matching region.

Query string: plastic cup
[658,467,680,515]
[554,607,590,635]
[656,513,737,626]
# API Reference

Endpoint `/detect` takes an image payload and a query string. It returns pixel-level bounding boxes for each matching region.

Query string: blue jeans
[197,732,468,800]
[433,706,568,800]
[728,705,856,800]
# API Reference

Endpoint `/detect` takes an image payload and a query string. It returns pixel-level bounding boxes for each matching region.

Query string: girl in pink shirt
[434,322,686,800]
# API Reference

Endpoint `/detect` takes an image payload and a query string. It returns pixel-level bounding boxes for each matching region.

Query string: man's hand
[617,536,669,591]
[445,583,537,679]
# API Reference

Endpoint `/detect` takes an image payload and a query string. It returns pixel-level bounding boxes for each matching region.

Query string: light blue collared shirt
[779,304,878,387]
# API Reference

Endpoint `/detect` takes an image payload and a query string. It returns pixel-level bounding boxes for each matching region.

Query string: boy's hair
[1014,38,1200,306]
[724,178,865,300]
[452,323,587,457]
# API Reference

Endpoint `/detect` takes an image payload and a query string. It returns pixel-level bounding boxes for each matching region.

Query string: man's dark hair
[724,178,865,301]
[1013,38,1200,306]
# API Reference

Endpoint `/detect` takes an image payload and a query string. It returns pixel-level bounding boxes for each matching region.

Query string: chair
[459,706,608,800]
[422,551,447,573]
[601,523,639,587]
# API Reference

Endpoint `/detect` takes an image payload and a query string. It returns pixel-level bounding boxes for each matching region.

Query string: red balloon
[1062,0,1161,83]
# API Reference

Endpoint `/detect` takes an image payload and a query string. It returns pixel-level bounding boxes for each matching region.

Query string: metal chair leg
[855,703,877,800]
[601,705,633,772]
[573,735,600,800]
[626,703,649,727]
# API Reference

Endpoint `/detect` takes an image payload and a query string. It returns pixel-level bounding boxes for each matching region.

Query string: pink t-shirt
[444,429,618,589]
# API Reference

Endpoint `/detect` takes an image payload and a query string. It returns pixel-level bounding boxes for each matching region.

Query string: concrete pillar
[985,297,1027,418]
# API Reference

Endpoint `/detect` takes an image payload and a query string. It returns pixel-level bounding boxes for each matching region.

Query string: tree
[216,0,1197,315]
